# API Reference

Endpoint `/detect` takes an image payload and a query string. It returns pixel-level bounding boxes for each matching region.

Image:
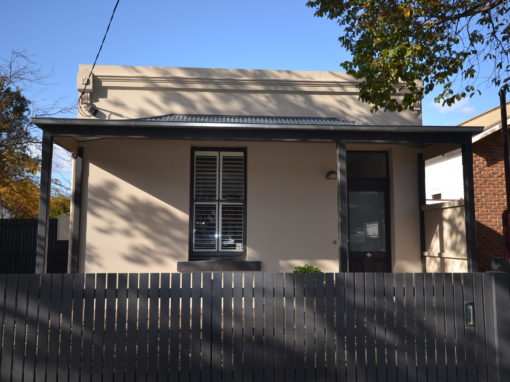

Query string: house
[424,102,510,270]
[32,65,482,274]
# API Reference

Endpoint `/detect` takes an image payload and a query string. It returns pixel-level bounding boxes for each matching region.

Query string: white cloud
[431,98,475,115]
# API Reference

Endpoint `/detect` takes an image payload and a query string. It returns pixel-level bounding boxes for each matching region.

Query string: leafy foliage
[0,51,70,218]
[293,264,323,273]
[307,0,510,111]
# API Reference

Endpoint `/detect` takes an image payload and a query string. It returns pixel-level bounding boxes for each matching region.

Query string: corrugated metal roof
[138,114,362,126]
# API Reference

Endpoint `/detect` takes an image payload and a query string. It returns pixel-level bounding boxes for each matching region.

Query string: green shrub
[293,264,323,274]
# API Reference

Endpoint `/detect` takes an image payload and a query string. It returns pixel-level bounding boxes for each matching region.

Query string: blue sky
[2,1,502,128]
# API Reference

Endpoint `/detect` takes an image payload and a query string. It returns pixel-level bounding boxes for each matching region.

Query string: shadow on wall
[424,205,466,255]
[476,221,504,271]
[87,180,187,268]
[86,65,420,125]
[474,134,502,167]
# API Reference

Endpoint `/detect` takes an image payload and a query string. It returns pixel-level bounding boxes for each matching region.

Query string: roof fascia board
[471,118,510,143]
[32,117,483,135]
[36,125,474,146]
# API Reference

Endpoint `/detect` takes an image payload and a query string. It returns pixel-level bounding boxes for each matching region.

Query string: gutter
[32,117,483,135]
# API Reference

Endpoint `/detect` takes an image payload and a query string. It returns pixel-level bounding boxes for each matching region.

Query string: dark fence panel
[0,219,68,273]
[0,272,508,381]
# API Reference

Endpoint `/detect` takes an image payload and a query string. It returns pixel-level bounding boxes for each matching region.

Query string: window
[191,148,246,257]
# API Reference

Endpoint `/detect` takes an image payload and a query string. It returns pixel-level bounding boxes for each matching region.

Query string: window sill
[177,259,261,272]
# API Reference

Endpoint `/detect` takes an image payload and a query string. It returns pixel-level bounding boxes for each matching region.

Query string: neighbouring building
[425,102,510,270]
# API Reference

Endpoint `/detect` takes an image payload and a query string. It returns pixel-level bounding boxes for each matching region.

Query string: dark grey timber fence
[0,272,508,381]
[0,219,68,273]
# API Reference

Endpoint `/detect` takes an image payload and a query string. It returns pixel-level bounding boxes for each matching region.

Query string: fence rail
[0,219,68,273]
[0,272,508,381]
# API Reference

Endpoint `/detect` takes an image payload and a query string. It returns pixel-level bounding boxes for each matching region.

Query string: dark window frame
[189,147,247,260]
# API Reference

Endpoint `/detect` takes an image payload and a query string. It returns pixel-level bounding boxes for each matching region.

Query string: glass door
[347,152,390,272]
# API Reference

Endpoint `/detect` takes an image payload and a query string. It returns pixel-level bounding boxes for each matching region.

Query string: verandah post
[336,141,348,272]
[69,147,83,273]
[35,131,53,274]
[462,140,477,272]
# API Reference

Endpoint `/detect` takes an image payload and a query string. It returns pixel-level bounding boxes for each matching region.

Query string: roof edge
[32,116,483,135]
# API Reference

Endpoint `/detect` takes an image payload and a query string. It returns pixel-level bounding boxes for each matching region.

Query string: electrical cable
[78,0,121,116]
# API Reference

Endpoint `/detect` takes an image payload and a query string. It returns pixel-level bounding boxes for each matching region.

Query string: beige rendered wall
[388,146,422,272]
[80,140,422,273]
[77,65,421,126]
[81,140,339,273]
[422,201,468,272]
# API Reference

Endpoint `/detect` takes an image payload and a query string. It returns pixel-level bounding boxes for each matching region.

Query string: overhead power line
[78,0,121,114]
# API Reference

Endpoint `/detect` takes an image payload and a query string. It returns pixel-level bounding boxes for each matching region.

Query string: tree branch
[422,0,505,27]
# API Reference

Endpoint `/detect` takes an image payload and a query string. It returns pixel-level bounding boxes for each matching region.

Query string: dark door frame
[347,151,391,272]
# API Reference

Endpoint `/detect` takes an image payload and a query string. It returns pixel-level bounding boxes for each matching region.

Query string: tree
[0,51,70,218]
[306,0,510,111]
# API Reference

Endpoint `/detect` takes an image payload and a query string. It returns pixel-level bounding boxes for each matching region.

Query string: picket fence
[0,272,508,381]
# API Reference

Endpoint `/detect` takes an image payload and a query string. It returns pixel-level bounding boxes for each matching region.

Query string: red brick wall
[473,133,506,270]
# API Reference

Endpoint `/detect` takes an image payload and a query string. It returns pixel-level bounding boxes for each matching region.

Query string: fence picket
[12,274,29,382]
[315,273,326,382]
[405,274,417,382]
[336,273,347,382]
[1,275,17,380]
[384,273,397,382]
[70,274,84,381]
[444,274,457,382]
[23,274,40,382]
[274,273,285,382]
[148,273,159,380]
[453,273,467,382]
[395,273,406,382]
[365,273,376,382]
[181,272,191,382]
[47,273,63,381]
[35,274,52,380]
[82,273,96,381]
[305,273,315,382]
[93,273,106,380]
[415,274,426,382]
[463,273,477,382]
[482,274,498,382]
[435,274,447,382]
[265,272,275,382]
[125,273,139,382]
[342,273,354,381]
[473,273,488,382]
[223,272,233,382]
[284,273,295,382]
[59,274,74,380]
[324,273,335,382]
[170,273,181,381]
[114,274,128,382]
[424,273,438,382]
[159,273,170,381]
[0,274,7,369]
[244,272,254,382]
[355,273,367,381]
[103,273,117,381]
[190,272,201,382]
[201,273,212,382]
[233,273,244,381]
[253,272,264,382]
[211,272,222,382]
[374,273,387,382]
